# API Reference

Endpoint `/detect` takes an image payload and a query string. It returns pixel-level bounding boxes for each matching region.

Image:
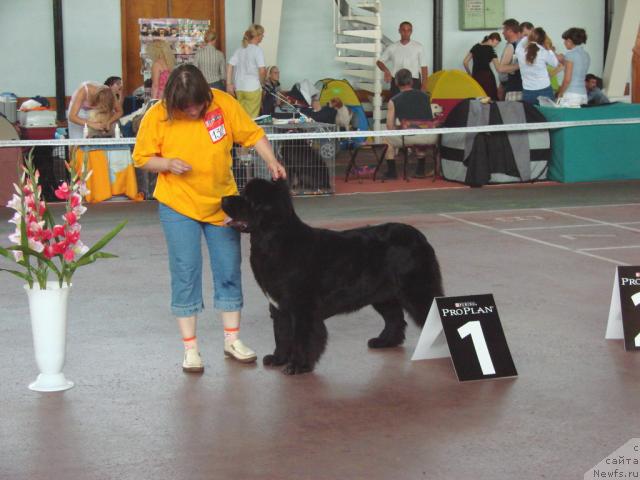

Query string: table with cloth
[537,103,640,182]
[73,146,143,203]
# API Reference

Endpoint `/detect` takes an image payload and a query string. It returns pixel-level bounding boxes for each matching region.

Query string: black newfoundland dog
[221,179,443,375]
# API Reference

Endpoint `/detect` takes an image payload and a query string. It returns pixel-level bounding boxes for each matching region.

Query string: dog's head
[221,178,293,233]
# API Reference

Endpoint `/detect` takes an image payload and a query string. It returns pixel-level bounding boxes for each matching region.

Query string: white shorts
[505,91,523,102]
[557,92,588,108]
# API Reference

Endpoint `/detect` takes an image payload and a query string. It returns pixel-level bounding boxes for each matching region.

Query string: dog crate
[233,122,337,195]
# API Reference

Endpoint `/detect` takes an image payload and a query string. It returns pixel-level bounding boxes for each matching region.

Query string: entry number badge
[204,108,226,143]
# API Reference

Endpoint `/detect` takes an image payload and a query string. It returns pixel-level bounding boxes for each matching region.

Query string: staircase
[333,0,389,130]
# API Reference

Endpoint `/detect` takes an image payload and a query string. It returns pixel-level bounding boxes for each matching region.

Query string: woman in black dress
[463,32,517,100]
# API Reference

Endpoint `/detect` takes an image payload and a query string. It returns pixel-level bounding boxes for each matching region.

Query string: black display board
[606,267,640,351]
[413,294,517,382]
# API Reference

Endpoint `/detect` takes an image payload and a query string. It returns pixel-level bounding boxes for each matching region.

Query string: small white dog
[330,97,353,130]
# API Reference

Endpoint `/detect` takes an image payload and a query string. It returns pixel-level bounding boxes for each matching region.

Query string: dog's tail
[398,239,444,327]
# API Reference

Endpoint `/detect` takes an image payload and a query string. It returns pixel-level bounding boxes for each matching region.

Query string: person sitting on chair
[260,65,282,115]
[382,68,435,179]
[585,73,609,105]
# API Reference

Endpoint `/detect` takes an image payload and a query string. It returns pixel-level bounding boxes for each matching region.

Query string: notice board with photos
[459,0,505,30]
[138,18,210,78]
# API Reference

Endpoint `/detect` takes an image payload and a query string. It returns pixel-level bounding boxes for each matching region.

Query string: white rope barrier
[1,117,639,147]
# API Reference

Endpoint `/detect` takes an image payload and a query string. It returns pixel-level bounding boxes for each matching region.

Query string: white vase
[24,281,74,392]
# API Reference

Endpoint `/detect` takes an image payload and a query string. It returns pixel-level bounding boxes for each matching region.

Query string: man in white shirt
[376,21,428,98]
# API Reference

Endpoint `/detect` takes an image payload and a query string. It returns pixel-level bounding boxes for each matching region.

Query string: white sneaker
[182,348,204,373]
[224,339,257,363]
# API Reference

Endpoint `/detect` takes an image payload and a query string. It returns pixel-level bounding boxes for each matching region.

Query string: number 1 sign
[605,266,640,351]
[412,294,517,382]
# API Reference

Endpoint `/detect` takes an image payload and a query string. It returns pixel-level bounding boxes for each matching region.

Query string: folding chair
[398,118,442,181]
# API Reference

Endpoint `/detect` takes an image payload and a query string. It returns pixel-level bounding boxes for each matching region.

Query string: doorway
[120,0,225,95]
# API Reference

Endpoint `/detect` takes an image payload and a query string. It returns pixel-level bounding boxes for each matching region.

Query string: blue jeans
[158,203,243,316]
[209,80,226,90]
[522,86,554,105]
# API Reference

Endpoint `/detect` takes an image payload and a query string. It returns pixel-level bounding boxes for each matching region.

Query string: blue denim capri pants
[522,85,554,105]
[158,203,243,316]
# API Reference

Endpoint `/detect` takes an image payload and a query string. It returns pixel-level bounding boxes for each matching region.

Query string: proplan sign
[412,294,517,382]
[606,267,640,351]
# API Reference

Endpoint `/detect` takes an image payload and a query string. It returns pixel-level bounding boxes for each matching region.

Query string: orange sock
[183,335,198,350]
[224,327,239,344]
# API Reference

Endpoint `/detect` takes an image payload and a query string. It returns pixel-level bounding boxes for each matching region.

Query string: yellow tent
[426,70,487,99]
[316,78,362,106]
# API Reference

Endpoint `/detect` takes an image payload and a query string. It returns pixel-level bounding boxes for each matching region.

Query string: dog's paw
[263,354,287,367]
[282,362,313,375]
[368,337,403,349]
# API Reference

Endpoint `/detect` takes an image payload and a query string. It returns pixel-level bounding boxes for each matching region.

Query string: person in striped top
[194,30,226,90]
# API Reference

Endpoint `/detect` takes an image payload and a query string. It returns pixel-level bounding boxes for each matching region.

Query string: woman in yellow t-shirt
[133,64,286,373]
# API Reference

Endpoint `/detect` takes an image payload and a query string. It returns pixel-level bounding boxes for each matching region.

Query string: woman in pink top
[67,81,119,139]
[146,40,175,99]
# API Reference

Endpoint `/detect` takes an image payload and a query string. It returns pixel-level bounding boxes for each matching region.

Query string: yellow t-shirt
[132,89,265,224]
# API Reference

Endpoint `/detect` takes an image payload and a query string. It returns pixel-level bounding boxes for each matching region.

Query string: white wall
[0,0,121,97]
[0,0,56,96]
[62,0,122,95]
[0,0,608,99]
[225,0,253,59]
[277,0,341,88]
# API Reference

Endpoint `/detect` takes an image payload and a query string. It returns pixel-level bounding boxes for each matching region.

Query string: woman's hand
[166,158,192,175]
[87,120,108,131]
[253,136,287,179]
[266,159,287,180]
[226,82,236,96]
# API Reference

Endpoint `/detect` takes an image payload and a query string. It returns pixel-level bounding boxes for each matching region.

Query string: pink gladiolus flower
[55,182,71,200]
[2,152,125,288]
[25,195,36,211]
[70,192,82,208]
[63,211,78,225]
[63,248,75,261]
[27,220,44,240]
[52,224,65,237]
[65,229,80,244]
[53,240,68,255]
[40,229,53,241]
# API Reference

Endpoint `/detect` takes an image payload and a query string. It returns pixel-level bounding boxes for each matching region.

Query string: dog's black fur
[221,179,443,375]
